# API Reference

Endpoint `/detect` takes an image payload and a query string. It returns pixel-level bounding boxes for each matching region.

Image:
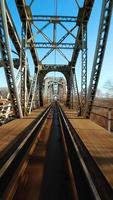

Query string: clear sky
[0,0,113,96]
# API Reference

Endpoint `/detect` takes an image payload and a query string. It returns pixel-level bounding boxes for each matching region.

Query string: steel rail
[58,104,113,200]
[0,105,51,198]
[58,104,101,200]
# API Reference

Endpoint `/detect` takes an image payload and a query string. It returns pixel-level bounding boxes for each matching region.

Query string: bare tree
[104,80,113,98]
[0,87,8,98]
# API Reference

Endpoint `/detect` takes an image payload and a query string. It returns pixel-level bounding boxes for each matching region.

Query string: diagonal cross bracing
[71,0,95,67]
[15,0,39,69]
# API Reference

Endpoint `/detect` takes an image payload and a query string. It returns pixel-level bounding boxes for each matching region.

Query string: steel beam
[85,0,113,117]
[30,15,77,22]
[20,22,27,115]
[15,0,39,69]
[5,2,21,54]
[70,0,94,67]
[66,69,73,108]
[33,82,39,107]
[42,64,68,69]
[72,71,81,115]
[0,0,23,118]
[31,42,76,49]
[5,2,31,97]
[39,64,70,76]
[39,87,43,106]
[39,24,77,62]
[27,71,38,113]
[81,23,87,114]
[0,58,19,68]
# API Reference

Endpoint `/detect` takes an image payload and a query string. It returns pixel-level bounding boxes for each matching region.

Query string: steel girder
[27,71,38,113]
[59,85,64,102]
[6,1,31,95]
[70,0,94,114]
[29,13,78,63]
[66,69,73,108]
[70,0,95,67]
[39,85,43,106]
[0,58,19,68]
[5,2,21,54]
[38,65,70,84]
[85,0,113,117]
[33,82,39,107]
[30,42,76,49]
[81,23,87,114]
[57,84,64,102]
[72,71,81,115]
[21,22,27,114]
[66,68,80,111]
[38,73,44,106]
[15,0,39,69]
[47,83,54,102]
[0,0,23,118]
[30,15,77,22]
[4,1,31,114]
[40,64,69,72]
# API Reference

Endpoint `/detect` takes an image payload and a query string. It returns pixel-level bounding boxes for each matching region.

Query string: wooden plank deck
[62,107,113,189]
[0,107,47,154]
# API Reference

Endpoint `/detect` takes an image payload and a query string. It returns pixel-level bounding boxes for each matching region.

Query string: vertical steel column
[0,0,23,118]
[39,75,44,106]
[70,87,74,108]
[21,21,27,115]
[85,0,113,117]
[81,23,87,115]
[49,84,53,103]
[60,85,63,103]
[66,70,72,108]
[28,71,38,114]
[27,72,37,110]
[34,80,39,107]
[72,71,81,115]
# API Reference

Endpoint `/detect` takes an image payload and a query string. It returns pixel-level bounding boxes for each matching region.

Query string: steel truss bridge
[1,1,113,199]
[0,0,113,118]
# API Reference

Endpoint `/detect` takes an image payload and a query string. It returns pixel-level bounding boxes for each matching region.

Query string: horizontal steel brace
[28,42,76,49]
[28,15,78,22]
[39,64,69,71]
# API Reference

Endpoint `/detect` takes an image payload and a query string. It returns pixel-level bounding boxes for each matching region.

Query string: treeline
[0,87,8,98]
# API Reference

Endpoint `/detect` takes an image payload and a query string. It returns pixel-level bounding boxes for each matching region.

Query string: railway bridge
[0,0,113,199]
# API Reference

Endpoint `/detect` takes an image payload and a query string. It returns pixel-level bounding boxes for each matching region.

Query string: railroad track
[0,105,51,199]
[1,103,113,200]
[58,103,113,200]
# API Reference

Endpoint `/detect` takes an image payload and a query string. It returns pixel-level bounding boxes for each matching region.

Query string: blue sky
[0,0,113,96]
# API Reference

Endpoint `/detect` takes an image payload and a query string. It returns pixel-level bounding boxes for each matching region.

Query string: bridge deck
[62,106,113,189]
[0,107,47,154]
